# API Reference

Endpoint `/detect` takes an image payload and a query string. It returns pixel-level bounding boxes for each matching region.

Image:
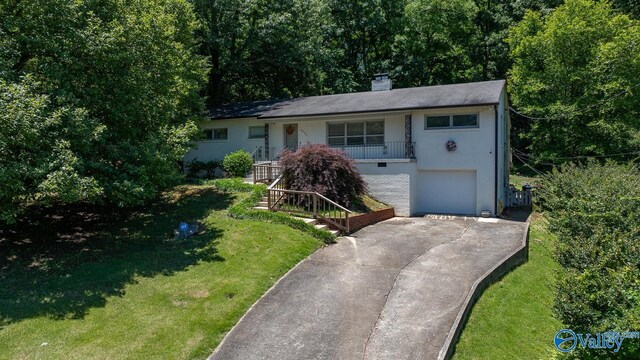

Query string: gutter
[494,106,499,216]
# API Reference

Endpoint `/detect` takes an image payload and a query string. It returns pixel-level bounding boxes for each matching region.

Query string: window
[424,114,478,129]
[327,120,384,146]
[204,128,228,140]
[248,126,265,139]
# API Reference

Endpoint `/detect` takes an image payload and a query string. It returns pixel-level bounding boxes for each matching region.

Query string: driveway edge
[207,244,329,360]
[437,219,531,360]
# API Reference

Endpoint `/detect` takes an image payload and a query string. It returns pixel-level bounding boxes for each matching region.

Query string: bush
[187,159,220,178]
[539,161,640,358]
[225,184,335,243]
[210,178,253,192]
[223,150,253,177]
[279,144,366,207]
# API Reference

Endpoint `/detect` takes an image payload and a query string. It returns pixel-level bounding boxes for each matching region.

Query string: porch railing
[267,175,351,233]
[253,163,282,184]
[329,141,415,159]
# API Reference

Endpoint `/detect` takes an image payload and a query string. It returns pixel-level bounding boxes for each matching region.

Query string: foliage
[226,184,335,243]
[187,159,220,178]
[279,144,367,207]
[0,0,206,223]
[0,78,103,223]
[538,161,640,358]
[222,150,253,177]
[393,0,480,86]
[508,0,640,163]
[210,178,254,192]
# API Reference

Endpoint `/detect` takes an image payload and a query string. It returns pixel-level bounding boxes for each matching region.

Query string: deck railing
[267,175,351,233]
[329,141,415,159]
[253,163,282,184]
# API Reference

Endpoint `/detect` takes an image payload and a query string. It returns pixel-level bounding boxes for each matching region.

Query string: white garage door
[418,170,477,215]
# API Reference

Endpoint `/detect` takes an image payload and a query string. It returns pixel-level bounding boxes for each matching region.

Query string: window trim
[203,128,228,141]
[424,113,479,130]
[248,125,265,139]
[327,120,385,146]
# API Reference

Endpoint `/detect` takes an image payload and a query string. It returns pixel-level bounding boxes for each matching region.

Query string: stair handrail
[266,174,351,233]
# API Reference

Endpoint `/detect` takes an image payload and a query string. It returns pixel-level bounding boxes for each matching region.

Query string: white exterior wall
[266,113,405,150]
[353,160,417,216]
[411,105,498,216]
[184,118,264,162]
[185,95,509,217]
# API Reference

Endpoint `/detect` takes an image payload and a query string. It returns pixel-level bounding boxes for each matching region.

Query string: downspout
[494,106,499,216]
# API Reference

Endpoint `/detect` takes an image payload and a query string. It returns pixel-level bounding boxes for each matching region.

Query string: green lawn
[452,216,563,359]
[0,185,323,359]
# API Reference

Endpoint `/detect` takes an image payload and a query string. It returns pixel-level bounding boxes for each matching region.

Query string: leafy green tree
[192,0,337,104]
[393,0,480,87]
[508,0,640,162]
[0,0,206,222]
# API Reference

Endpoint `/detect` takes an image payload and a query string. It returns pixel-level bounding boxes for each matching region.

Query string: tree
[508,0,640,163]
[0,0,206,222]
[279,144,366,207]
[393,0,480,87]
[192,0,337,104]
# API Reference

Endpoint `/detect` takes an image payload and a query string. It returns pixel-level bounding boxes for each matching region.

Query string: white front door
[284,124,298,151]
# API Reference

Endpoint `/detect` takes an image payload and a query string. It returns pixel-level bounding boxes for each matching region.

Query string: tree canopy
[0,0,206,222]
[508,0,640,162]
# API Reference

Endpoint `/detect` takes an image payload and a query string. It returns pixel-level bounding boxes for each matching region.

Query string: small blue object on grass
[175,221,201,240]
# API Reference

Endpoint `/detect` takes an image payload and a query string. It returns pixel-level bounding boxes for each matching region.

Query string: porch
[251,141,415,162]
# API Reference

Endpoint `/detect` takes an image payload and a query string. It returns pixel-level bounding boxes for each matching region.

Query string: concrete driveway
[209,216,528,360]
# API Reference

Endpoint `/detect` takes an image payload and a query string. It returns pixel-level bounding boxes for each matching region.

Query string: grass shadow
[0,186,231,328]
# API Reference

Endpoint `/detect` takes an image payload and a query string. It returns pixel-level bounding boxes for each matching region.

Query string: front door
[284,124,298,151]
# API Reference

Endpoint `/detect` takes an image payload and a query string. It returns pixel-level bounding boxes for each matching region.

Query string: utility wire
[509,82,640,121]
[512,151,547,177]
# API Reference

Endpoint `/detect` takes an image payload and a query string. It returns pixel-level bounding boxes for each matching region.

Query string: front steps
[253,197,340,236]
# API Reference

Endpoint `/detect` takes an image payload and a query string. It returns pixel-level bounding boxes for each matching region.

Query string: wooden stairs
[253,196,340,236]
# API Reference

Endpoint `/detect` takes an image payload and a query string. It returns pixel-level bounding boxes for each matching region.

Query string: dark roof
[208,80,505,120]
[208,99,285,119]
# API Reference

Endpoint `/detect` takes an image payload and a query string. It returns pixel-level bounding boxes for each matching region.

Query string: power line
[512,151,547,177]
[513,147,640,162]
[509,82,640,121]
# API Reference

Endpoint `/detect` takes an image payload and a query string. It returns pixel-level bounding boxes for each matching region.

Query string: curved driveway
[209,216,527,360]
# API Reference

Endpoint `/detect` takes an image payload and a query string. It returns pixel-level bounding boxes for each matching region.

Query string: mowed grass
[0,185,323,360]
[452,216,563,359]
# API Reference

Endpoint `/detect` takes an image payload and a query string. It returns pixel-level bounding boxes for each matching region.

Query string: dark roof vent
[371,73,392,91]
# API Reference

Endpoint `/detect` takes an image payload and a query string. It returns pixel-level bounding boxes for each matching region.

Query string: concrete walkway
[209,216,528,360]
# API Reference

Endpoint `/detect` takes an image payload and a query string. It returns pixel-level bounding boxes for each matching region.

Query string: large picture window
[425,114,478,129]
[327,120,384,146]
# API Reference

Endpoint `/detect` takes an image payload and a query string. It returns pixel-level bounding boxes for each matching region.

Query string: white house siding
[265,112,406,151]
[354,160,417,216]
[184,118,264,163]
[411,105,498,216]
[185,103,509,218]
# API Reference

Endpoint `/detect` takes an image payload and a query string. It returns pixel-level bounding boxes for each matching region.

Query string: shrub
[279,144,366,207]
[225,184,334,243]
[187,159,220,178]
[222,150,253,178]
[210,178,253,192]
[539,161,640,358]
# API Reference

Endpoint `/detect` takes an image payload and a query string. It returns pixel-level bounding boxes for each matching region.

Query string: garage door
[418,170,476,215]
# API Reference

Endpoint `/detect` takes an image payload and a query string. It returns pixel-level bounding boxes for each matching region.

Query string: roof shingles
[208,80,505,120]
